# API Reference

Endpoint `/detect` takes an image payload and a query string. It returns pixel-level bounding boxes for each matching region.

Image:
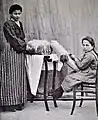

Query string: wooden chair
[70,63,98,115]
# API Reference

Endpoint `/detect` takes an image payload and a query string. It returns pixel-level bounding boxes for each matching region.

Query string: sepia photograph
[0,0,98,120]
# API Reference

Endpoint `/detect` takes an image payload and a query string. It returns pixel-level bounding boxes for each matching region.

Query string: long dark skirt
[0,44,27,106]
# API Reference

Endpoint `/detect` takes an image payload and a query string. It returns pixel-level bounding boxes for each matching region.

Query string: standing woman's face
[82,40,93,53]
[11,10,22,21]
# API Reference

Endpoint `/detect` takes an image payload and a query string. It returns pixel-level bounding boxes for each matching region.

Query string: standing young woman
[51,36,98,99]
[0,4,35,112]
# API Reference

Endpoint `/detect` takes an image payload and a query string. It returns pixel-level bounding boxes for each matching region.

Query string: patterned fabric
[0,20,27,106]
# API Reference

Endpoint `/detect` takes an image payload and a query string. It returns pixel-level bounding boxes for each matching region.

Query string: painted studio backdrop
[0,0,98,57]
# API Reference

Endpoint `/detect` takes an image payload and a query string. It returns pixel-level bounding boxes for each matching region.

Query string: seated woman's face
[11,10,22,21]
[82,40,93,53]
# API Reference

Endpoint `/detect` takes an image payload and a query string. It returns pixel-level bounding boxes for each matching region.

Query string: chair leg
[96,83,98,116]
[44,59,49,111]
[70,85,77,115]
[79,83,84,107]
[52,61,58,108]
[96,95,98,116]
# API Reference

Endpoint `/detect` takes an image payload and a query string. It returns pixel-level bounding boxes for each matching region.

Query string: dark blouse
[3,20,29,54]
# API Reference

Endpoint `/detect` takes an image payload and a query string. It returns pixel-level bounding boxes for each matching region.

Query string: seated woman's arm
[74,53,93,70]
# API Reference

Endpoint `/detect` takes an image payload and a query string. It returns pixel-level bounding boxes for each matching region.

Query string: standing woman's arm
[3,22,26,53]
[0,25,5,53]
[0,38,5,53]
[3,22,35,55]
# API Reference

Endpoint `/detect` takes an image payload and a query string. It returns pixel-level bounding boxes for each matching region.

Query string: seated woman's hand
[60,54,69,63]
[69,54,77,61]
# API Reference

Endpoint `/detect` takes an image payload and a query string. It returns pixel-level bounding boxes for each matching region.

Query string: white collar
[10,18,20,27]
[15,21,20,27]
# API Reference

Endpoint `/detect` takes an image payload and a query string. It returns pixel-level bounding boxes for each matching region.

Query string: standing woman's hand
[26,43,36,55]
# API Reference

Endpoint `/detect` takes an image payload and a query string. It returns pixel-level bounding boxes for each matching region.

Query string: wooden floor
[1,99,98,120]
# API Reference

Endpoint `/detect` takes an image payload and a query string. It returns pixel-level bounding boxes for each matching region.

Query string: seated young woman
[50,36,98,99]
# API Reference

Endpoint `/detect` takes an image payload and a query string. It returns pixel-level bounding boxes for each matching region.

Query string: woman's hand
[26,44,33,50]
[69,54,77,61]
[26,41,35,50]
[26,42,36,55]
[60,54,69,63]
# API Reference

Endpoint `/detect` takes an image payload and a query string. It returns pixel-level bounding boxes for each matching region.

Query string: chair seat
[75,90,95,94]
[70,80,97,115]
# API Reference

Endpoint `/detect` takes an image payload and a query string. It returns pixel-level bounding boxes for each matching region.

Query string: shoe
[52,86,64,99]
[21,103,25,106]
[16,103,25,111]
[2,106,16,112]
[16,105,23,111]
[30,94,35,103]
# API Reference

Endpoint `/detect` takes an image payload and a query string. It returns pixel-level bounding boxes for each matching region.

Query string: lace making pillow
[27,40,52,55]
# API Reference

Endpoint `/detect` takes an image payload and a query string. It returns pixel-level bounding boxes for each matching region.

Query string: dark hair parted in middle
[9,4,22,14]
[82,36,95,48]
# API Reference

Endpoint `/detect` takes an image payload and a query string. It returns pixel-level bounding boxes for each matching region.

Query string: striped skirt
[0,44,27,106]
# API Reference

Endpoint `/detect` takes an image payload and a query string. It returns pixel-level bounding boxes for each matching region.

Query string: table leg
[44,58,49,111]
[52,61,58,107]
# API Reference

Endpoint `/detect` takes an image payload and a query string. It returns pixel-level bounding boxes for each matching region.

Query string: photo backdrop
[1,0,98,57]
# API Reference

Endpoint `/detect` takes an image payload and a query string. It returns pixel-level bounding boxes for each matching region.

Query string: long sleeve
[75,53,93,70]
[3,22,26,54]
[0,39,5,53]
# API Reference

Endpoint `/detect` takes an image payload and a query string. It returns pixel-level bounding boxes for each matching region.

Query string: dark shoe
[30,94,35,103]
[16,105,23,111]
[16,103,25,111]
[2,106,16,112]
[52,86,64,99]
[27,93,35,103]
[21,103,25,106]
